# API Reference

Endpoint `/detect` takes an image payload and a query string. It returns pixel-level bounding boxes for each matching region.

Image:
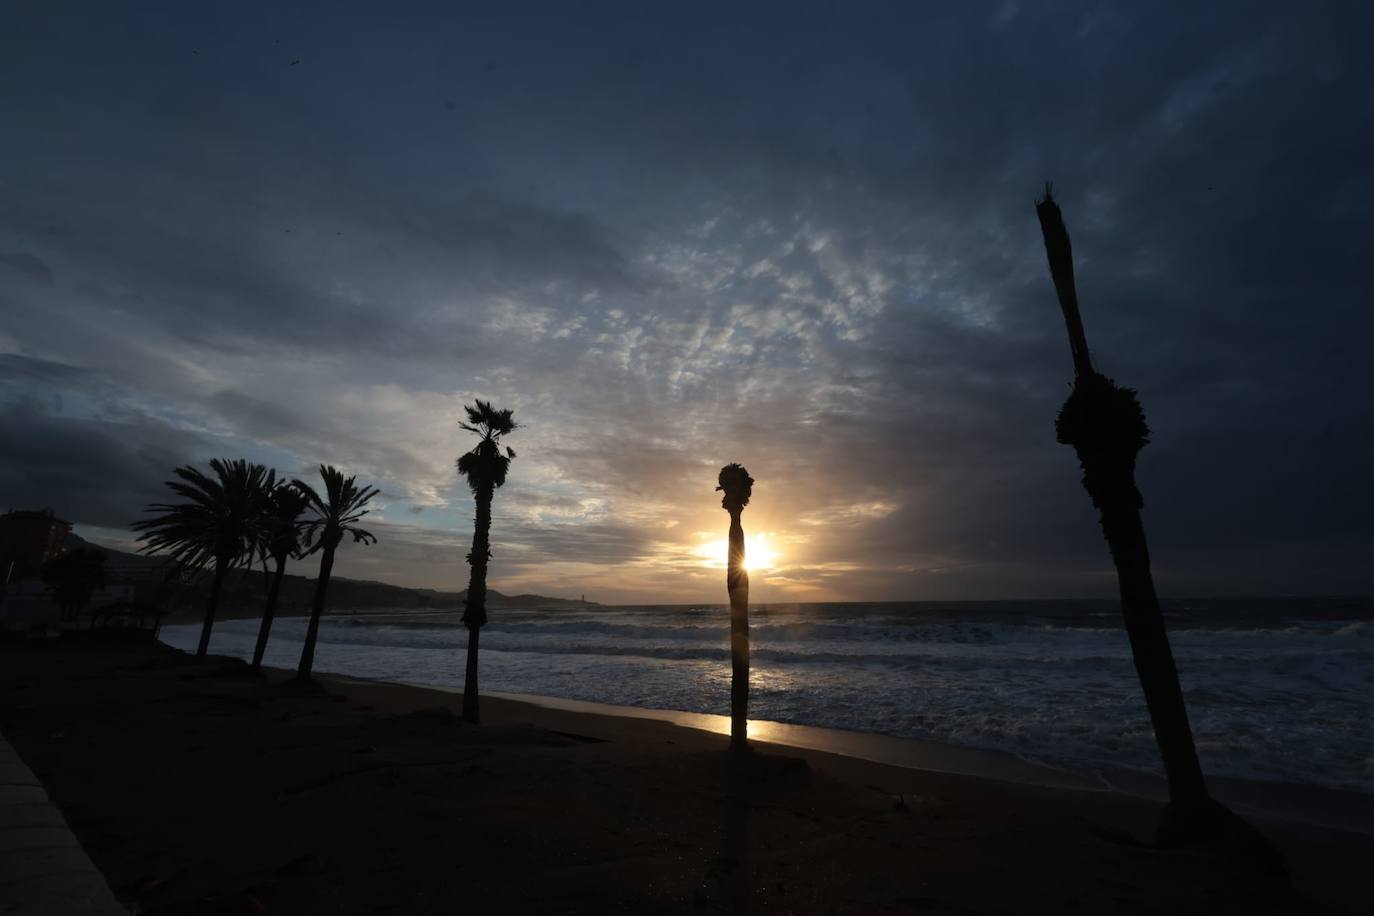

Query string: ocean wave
[165,603,1374,795]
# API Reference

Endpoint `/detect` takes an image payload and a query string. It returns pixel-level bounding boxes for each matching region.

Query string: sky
[2,2,1371,604]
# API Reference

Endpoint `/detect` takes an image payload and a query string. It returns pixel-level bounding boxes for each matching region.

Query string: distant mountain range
[67,533,600,618]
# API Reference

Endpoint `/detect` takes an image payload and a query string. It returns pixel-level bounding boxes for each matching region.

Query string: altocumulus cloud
[1,1,1371,601]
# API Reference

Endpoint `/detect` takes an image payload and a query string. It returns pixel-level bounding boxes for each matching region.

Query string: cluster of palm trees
[126,192,1269,868]
[136,369,1266,867]
[133,460,378,680]
[134,400,517,716]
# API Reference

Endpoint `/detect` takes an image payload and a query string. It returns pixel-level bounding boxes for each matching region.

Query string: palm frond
[292,464,380,553]
[456,400,518,492]
[133,458,276,577]
[256,480,311,567]
[716,462,754,511]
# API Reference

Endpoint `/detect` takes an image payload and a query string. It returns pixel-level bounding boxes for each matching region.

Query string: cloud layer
[2,2,1371,602]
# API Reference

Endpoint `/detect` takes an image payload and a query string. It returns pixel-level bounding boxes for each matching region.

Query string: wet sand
[1,640,1368,914]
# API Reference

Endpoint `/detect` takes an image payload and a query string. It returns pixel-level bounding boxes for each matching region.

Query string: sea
[160,597,1374,801]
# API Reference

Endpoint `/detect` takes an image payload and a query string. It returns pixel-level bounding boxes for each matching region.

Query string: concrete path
[0,732,125,915]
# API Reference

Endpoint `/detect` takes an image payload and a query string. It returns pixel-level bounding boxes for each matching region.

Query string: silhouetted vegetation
[94,186,1308,897]
[41,547,107,621]
[1036,186,1281,872]
[292,465,379,681]
[133,459,275,657]
[455,399,518,724]
[250,481,309,669]
[717,462,754,753]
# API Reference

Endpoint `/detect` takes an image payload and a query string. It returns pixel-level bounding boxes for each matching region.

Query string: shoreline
[310,669,1096,791]
[487,690,1105,791]
[3,640,1371,914]
[155,601,1374,819]
[338,675,1374,843]
[165,625,1106,794]
[195,653,1374,848]
[160,620,1374,841]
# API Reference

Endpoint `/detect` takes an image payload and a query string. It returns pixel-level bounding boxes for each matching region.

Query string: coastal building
[0,509,72,584]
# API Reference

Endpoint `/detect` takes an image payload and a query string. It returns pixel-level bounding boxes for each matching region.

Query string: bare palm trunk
[727,509,750,752]
[1103,483,1209,803]
[463,626,481,721]
[1038,194,1209,812]
[1059,373,1208,808]
[1038,192,1283,870]
[296,543,336,680]
[252,553,288,670]
[196,559,228,658]
[461,482,493,724]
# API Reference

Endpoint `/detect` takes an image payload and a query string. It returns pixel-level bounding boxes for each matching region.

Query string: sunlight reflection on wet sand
[485,690,1101,791]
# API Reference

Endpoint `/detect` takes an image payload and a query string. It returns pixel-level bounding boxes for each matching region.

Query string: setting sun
[695,532,777,571]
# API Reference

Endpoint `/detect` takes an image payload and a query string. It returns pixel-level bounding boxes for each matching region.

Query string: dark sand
[1,640,1368,914]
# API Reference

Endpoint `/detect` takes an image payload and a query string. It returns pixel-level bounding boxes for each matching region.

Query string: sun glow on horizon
[695,532,777,572]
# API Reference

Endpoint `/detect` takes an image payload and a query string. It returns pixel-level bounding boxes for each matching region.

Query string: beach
[160,599,1374,812]
[1,640,1369,914]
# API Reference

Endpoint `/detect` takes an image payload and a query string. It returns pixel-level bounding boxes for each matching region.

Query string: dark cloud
[1,2,1371,599]
[0,398,209,529]
[0,252,52,283]
[0,354,102,389]
[207,390,303,441]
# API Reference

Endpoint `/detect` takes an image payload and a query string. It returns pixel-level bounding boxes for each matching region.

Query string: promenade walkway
[0,731,125,915]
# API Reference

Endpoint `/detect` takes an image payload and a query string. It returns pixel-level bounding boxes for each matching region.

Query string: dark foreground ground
[1,641,1369,915]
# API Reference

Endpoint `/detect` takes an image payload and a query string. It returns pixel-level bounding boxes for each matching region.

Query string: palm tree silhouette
[455,399,518,724]
[42,547,107,621]
[250,482,309,670]
[292,465,378,681]
[134,459,274,657]
[1035,188,1281,868]
[717,463,753,753]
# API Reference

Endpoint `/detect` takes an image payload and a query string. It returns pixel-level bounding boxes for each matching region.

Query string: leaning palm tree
[250,482,310,670]
[292,465,378,681]
[1035,187,1280,869]
[134,459,275,657]
[455,399,518,724]
[717,463,754,753]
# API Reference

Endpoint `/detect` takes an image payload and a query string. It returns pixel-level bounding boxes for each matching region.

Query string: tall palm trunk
[1038,193,1210,813]
[727,509,750,752]
[1100,481,1209,806]
[1039,192,1283,871]
[461,481,494,723]
[1059,373,1208,809]
[196,559,229,658]
[252,552,289,670]
[296,542,336,680]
